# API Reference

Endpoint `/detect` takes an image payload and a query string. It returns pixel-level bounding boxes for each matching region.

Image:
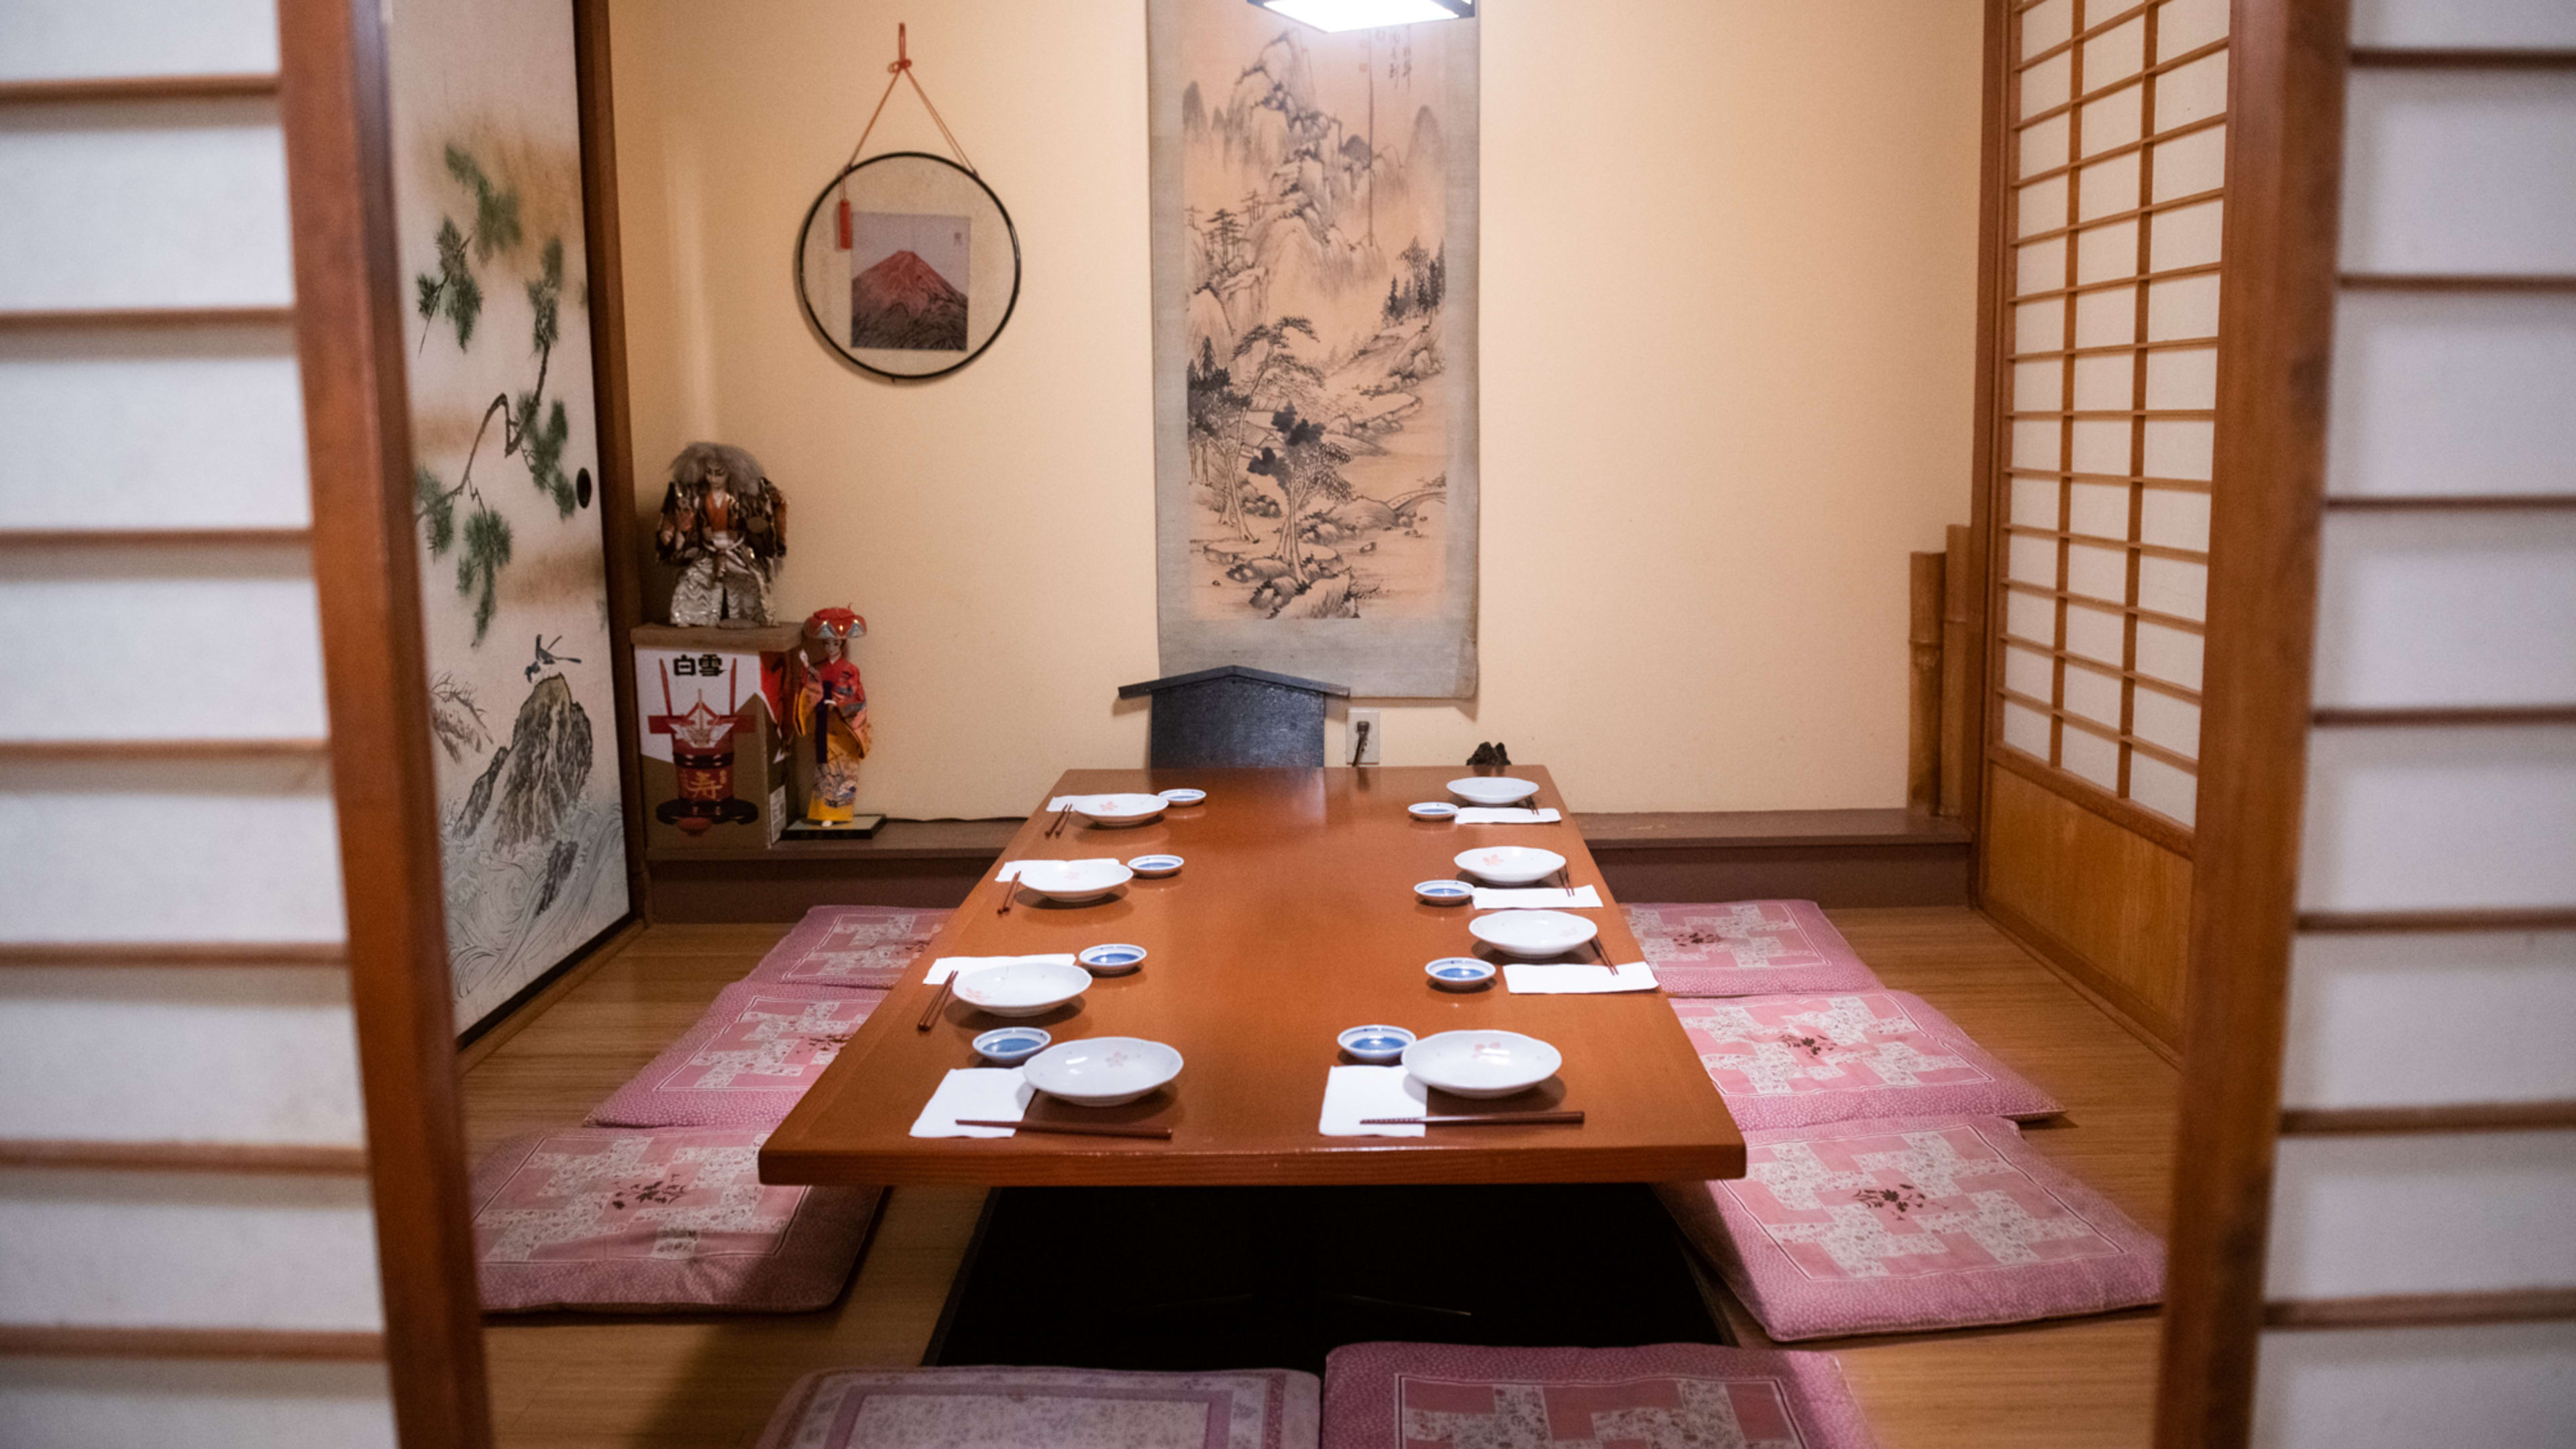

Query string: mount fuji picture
[849,210,969,351]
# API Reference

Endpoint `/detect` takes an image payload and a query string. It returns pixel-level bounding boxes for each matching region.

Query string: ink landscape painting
[1177,7,1459,625]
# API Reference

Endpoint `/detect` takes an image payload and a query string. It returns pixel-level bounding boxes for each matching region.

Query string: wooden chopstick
[1360,1111,1586,1127]
[954,1119,1173,1139]
[1044,803,1075,839]
[915,974,953,1031]
[994,877,1015,914]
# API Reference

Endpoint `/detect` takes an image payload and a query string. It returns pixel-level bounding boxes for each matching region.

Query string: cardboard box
[634,624,800,851]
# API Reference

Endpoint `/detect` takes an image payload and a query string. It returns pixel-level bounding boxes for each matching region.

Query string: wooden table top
[761,766,1745,1187]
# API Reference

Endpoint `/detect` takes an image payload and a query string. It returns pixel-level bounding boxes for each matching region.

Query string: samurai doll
[790,607,871,822]
[655,442,786,627]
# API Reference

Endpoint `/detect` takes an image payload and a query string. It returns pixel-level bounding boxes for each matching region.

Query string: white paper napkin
[1318,1065,1432,1137]
[1503,961,1660,994]
[909,1067,1036,1138]
[995,858,1119,881]
[1042,796,1085,811]
[1454,806,1564,824]
[1470,885,1604,910]
[924,953,1077,985]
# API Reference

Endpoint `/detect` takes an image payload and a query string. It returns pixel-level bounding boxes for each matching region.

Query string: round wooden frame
[794,151,1022,382]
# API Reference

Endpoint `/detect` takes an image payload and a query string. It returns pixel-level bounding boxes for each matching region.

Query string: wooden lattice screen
[1990,0,2231,838]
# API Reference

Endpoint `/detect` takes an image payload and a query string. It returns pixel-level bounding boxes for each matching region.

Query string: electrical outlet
[1348,708,1383,765]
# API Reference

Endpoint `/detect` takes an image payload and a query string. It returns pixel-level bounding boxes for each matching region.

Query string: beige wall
[608,0,1985,818]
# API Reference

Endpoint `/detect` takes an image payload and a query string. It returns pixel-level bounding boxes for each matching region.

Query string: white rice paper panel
[2155,54,2230,131]
[0,0,278,83]
[2010,476,2060,529]
[2139,488,2210,551]
[2022,0,2074,61]
[2072,352,2130,411]
[2135,619,2204,690]
[2351,0,2576,49]
[0,759,346,943]
[2083,15,2146,86]
[2068,480,2127,537]
[2017,178,2068,239]
[2144,344,2217,411]
[2151,198,2224,272]
[2132,687,2200,759]
[0,1361,397,1449]
[2342,71,2576,276]
[2018,237,2066,294]
[2061,721,2121,790]
[0,546,327,740]
[0,968,364,1144]
[2006,587,2056,646]
[2312,511,2576,708]
[2328,292,2576,499]
[2283,930,2576,1110]
[0,326,309,528]
[2254,1322,2576,1449]
[2299,725,2576,913]
[2065,599,2125,665]
[2130,751,2198,825]
[2157,0,2229,60]
[0,100,292,310]
[2063,663,2122,729]
[2266,1131,2576,1298]
[0,1170,382,1329]
[2005,643,2054,700]
[2003,699,2053,759]
[2070,418,2128,476]
[2023,52,2072,119]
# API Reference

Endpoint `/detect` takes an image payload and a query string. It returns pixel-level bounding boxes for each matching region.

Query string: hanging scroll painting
[1148,0,1480,697]
[387,0,631,1034]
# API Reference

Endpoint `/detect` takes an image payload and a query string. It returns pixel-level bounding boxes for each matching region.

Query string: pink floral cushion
[1321,1341,1878,1448]
[1656,1116,2163,1340]
[1624,901,1882,997]
[588,981,883,1128]
[1672,991,2059,1130]
[753,1365,1321,1449]
[472,1127,879,1313]
[742,905,953,990]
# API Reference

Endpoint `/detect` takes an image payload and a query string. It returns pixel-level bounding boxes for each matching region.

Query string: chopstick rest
[1360,1111,1586,1127]
[954,1119,1172,1140]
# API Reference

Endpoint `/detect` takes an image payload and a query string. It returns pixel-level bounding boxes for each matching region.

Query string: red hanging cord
[837,23,978,250]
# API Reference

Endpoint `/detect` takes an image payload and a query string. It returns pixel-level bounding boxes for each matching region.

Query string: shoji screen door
[2160,0,2576,1444]
[1976,0,2230,1047]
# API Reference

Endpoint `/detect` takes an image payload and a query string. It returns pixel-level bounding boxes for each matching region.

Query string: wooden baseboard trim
[0,307,297,333]
[1978,899,2184,1064]
[2265,1289,2576,1330]
[0,738,331,761]
[0,1325,385,1360]
[0,1140,367,1175]
[2279,1103,2576,1136]
[2298,908,2576,934]
[455,917,644,1071]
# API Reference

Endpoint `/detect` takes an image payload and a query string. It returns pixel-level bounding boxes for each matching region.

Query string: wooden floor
[461,907,2177,1449]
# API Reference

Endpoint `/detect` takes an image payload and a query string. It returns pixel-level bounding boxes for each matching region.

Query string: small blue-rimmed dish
[1408,801,1459,821]
[1338,1024,1417,1063]
[1426,957,1497,991]
[1156,787,1208,806]
[973,1026,1051,1064]
[1077,943,1148,975]
[1414,879,1474,906]
[1126,853,1185,878]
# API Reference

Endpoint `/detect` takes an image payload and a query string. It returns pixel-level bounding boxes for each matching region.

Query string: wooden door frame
[2151,0,2351,1443]
[278,0,494,1442]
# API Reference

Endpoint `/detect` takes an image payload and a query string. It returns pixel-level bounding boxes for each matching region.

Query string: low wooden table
[762,767,1744,1187]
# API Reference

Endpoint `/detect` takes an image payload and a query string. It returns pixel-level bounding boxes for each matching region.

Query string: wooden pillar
[1908,551,1947,814]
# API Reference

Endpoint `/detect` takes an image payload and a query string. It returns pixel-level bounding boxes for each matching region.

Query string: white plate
[952,959,1092,1018]
[1452,845,1566,885]
[1022,1036,1183,1106]
[1448,777,1540,806]
[1073,792,1169,827]
[1014,859,1135,903]
[1466,908,1599,959]
[1403,1029,1563,1099]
